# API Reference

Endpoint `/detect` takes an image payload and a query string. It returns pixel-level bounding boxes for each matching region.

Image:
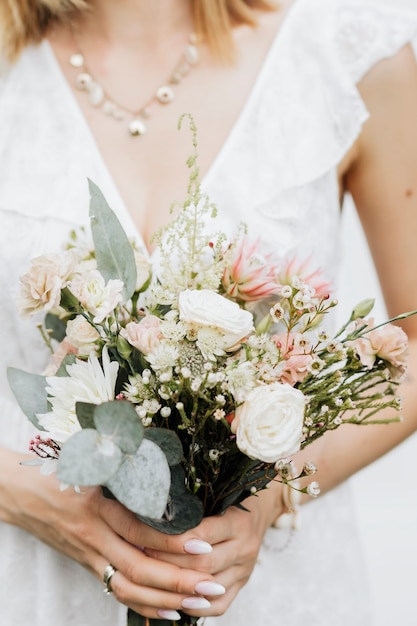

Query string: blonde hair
[0,0,277,63]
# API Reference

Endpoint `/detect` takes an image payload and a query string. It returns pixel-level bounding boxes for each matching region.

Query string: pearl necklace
[69,33,200,137]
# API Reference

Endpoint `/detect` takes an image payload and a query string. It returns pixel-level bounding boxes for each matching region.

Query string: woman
[1,0,417,624]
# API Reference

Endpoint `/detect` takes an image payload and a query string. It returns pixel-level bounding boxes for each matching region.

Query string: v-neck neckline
[42,0,301,252]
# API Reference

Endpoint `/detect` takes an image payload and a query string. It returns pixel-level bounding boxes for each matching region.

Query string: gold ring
[103,564,117,595]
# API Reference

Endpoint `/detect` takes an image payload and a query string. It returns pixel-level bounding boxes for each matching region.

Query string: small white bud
[307,481,321,497]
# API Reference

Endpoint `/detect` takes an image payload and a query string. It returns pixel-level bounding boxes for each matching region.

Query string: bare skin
[2,0,417,620]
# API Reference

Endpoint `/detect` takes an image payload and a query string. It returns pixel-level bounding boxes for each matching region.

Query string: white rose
[233,383,305,462]
[178,289,254,350]
[66,315,100,356]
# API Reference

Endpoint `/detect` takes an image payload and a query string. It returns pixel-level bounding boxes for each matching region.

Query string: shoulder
[286,0,417,83]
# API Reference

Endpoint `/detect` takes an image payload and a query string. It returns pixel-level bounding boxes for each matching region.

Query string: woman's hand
[140,481,285,618]
[0,448,227,620]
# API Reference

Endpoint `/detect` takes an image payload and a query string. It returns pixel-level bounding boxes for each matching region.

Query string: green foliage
[137,464,203,534]
[88,179,137,301]
[93,400,144,454]
[7,368,48,431]
[55,354,77,377]
[75,402,96,429]
[57,429,123,485]
[143,428,183,465]
[106,439,171,518]
[44,313,67,342]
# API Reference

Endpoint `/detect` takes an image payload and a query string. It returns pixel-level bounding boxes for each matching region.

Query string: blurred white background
[339,1,417,623]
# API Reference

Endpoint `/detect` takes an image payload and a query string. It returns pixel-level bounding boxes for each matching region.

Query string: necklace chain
[69,29,200,137]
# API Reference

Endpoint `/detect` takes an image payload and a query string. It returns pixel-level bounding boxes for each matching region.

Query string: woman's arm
[0,447,229,620]
[310,42,417,492]
[143,44,417,620]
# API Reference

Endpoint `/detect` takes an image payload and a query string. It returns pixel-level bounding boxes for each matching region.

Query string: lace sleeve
[335,0,417,83]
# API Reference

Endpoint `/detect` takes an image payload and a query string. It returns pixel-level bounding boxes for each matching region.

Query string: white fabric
[0,0,415,624]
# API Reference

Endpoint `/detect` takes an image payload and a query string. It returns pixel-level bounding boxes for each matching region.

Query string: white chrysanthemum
[36,347,119,443]
[226,361,257,403]
[146,343,179,371]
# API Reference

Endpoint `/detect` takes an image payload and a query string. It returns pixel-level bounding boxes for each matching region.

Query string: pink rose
[121,315,162,354]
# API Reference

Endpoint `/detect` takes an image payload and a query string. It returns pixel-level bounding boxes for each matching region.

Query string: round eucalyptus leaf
[106,439,170,518]
[75,402,96,429]
[169,464,187,497]
[138,491,204,535]
[144,428,183,465]
[57,429,123,486]
[94,400,144,454]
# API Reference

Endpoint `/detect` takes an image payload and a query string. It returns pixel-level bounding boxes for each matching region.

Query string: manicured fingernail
[157,609,181,620]
[182,597,211,610]
[194,581,226,596]
[184,539,213,554]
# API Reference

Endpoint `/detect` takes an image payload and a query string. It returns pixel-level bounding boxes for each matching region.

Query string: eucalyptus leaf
[7,367,48,431]
[44,313,67,342]
[106,439,170,518]
[169,464,187,497]
[75,402,96,429]
[57,429,123,485]
[60,286,81,312]
[144,428,183,465]
[93,400,144,454]
[56,354,77,377]
[88,179,137,301]
[138,491,203,535]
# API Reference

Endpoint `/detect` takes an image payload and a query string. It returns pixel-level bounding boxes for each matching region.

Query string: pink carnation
[43,338,78,376]
[121,315,162,355]
[222,238,279,303]
[350,318,408,378]
[18,252,77,316]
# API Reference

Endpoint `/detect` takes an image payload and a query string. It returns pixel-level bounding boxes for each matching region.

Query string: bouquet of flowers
[8,120,412,626]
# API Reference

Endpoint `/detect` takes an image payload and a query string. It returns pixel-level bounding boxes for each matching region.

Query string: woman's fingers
[100,494,215,556]
[99,533,219,595]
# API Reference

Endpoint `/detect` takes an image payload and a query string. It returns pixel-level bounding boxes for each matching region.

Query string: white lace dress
[0,1,416,624]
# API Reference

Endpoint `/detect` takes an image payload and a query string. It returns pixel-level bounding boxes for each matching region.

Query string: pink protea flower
[222,238,280,303]
[272,331,313,386]
[277,257,331,300]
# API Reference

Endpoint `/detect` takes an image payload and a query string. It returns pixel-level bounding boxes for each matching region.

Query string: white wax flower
[178,289,254,351]
[233,383,305,462]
